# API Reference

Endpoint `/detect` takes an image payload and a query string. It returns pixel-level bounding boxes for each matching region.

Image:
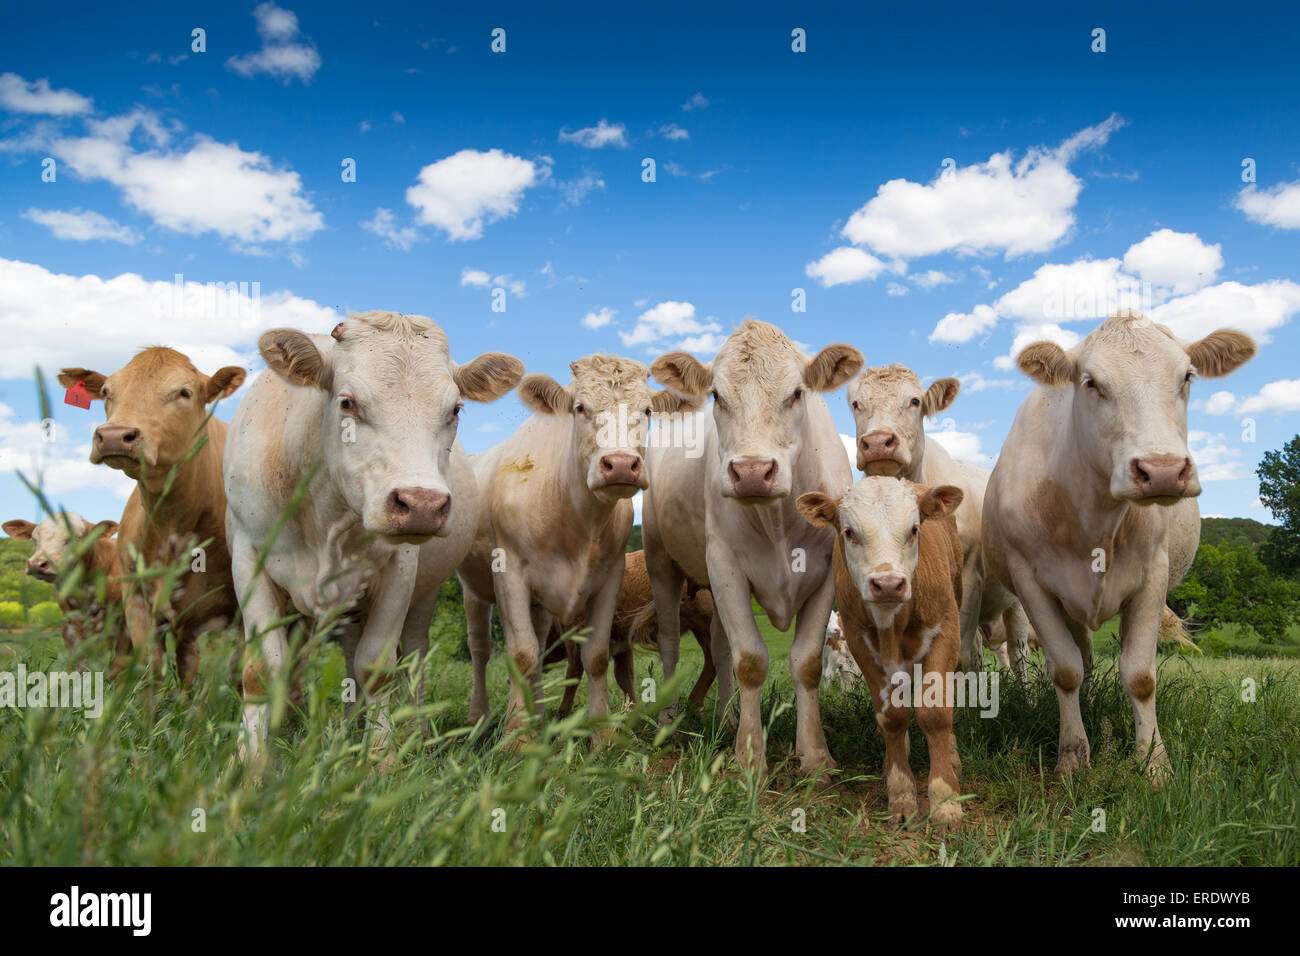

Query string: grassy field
[1,608,1297,867]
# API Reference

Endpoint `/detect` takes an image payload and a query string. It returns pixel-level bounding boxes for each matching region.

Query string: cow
[646,319,864,775]
[547,549,716,714]
[3,512,123,657]
[982,312,1255,781]
[798,478,966,825]
[849,363,1029,681]
[59,350,246,687]
[458,355,696,742]
[225,311,523,760]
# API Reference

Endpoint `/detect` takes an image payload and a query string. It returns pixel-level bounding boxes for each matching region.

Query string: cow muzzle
[26,556,55,581]
[1128,456,1194,501]
[384,487,452,537]
[92,424,144,466]
[866,572,908,604]
[596,453,645,490]
[858,430,904,475]
[727,458,779,499]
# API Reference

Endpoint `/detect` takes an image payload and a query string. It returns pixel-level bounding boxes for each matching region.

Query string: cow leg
[352,550,418,756]
[709,612,736,727]
[957,549,984,670]
[530,605,553,715]
[397,586,439,724]
[463,586,492,724]
[645,548,686,721]
[175,629,200,691]
[613,639,637,706]
[918,653,962,828]
[125,588,166,679]
[1003,601,1030,685]
[789,572,836,774]
[1012,570,1090,777]
[1119,578,1170,784]
[559,638,583,714]
[231,539,290,764]
[337,617,365,728]
[707,543,765,774]
[494,572,543,739]
[582,568,621,737]
[687,629,715,710]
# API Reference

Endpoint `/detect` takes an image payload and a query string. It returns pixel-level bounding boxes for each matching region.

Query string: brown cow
[4,512,123,656]
[543,550,716,713]
[799,478,966,827]
[60,349,245,687]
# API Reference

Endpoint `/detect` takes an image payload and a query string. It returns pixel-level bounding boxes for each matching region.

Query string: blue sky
[3,0,1300,526]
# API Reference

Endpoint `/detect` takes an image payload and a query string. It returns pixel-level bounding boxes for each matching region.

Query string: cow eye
[340,396,355,412]
[178,388,192,400]
[851,400,860,411]
[643,406,653,417]
[911,524,919,537]
[1183,370,1194,384]
[910,397,921,407]
[792,387,804,403]
[574,402,585,415]
[843,527,855,542]
[452,402,464,419]
[1084,377,1098,390]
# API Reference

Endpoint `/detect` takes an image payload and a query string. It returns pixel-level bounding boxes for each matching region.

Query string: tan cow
[545,549,716,713]
[60,350,245,686]
[458,356,695,740]
[849,364,1029,680]
[647,320,863,775]
[799,478,965,825]
[4,512,123,656]
[983,312,1255,781]
[225,311,523,760]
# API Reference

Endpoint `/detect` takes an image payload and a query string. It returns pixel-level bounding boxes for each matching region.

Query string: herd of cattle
[4,309,1256,825]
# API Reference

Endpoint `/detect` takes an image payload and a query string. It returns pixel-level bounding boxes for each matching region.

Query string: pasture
[2,609,1296,866]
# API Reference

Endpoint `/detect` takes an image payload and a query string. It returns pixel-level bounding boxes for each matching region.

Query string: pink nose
[867,573,907,601]
[27,557,51,576]
[599,453,643,485]
[859,430,898,463]
[93,424,141,458]
[1130,457,1192,498]
[728,458,778,498]
[385,487,451,536]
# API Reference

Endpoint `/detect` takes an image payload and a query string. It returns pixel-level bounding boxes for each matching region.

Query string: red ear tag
[64,382,92,409]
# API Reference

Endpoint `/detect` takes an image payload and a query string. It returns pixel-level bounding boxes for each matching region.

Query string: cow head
[519,355,697,500]
[848,364,960,476]
[3,513,118,582]
[651,320,864,502]
[1017,313,1256,504]
[799,478,962,618]
[60,349,246,491]
[260,311,523,541]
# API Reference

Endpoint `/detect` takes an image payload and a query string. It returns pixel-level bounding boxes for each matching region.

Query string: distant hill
[1200,517,1274,551]
[627,525,642,553]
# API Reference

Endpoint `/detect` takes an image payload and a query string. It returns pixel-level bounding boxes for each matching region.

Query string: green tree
[1258,436,1300,579]
[1172,542,1300,643]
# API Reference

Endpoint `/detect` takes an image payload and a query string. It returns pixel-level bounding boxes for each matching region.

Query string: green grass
[2,606,1296,867]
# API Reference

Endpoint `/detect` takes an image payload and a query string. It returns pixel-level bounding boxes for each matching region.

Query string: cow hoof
[799,751,837,776]
[1144,751,1172,788]
[930,800,963,829]
[887,800,918,826]
[1054,744,1090,779]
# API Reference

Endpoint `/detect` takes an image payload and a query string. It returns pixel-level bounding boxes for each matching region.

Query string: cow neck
[1052,400,1132,557]
[135,420,221,531]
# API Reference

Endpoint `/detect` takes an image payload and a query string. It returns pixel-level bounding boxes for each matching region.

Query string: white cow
[224,311,523,759]
[849,365,1029,680]
[457,355,696,739]
[646,319,864,775]
[983,313,1255,781]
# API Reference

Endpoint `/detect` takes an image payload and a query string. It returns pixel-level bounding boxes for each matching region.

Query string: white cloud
[928,420,992,466]
[0,256,340,380]
[361,207,421,250]
[0,403,134,499]
[1188,430,1248,482]
[957,369,1024,393]
[1147,279,1300,344]
[838,114,1125,261]
[681,92,709,111]
[1236,180,1300,230]
[1235,380,1300,415]
[555,171,605,207]
[226,2,322,83]
[886,282,908,296]
[804,246,889,287]
[658,123,689,141]
[582,307,615,329]
[1201,390,1237,415]
[931,304,999,344]
[911,270,958,288]
[0,72,93,115]
[619,301,720,351]
[52,113,324,246]
[22,208,140,244]
[1122,228,1222,295]
[558,119,628,149]
[992,323,1082,370]
[392,111,405,124]
[460,268,524,296]
[406,148,546,241]
[460,268,491,288]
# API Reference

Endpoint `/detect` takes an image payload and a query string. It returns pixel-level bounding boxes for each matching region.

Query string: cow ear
[3,519,35,540]
[1186,330,1256,378]
[205,366,247,403]
[518,374,575,415]
[455,352,525,403]
[260,329,331,390]
[650,351,713,396]
[918,484,964,519]
[804,344,865,392]
[922,377,960,417]
[796,492,840,528]
[92,519,119,538]
[1017,341,1075,387]
[651,389,702,414]
[57,368,107,399]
